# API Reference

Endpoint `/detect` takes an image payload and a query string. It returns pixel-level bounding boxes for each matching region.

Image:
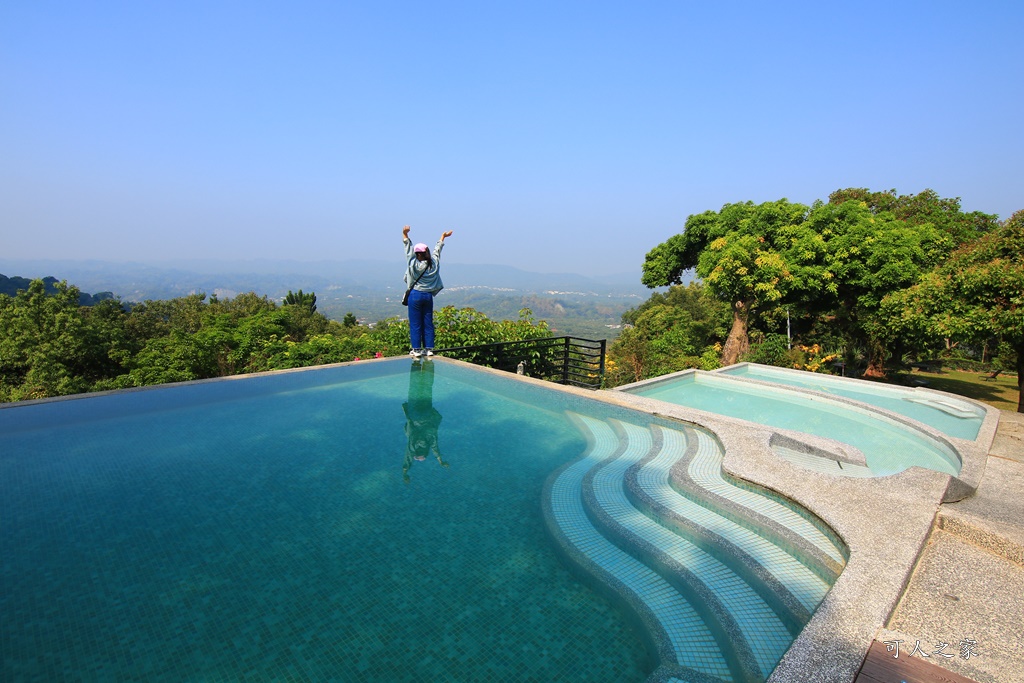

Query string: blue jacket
[404,238,445,293]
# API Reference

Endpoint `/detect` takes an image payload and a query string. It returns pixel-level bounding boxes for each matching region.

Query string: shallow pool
[720,364,984,441]
[622,371,961,478]
[0,360,842,682]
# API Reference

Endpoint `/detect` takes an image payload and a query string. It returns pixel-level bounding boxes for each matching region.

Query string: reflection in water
[402,360,449,483]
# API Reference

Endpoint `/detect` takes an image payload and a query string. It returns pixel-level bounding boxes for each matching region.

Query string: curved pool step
[580,417,789,682]
[621,422,815,632]
[541,414,733,683]
[544,412,850,683]
[674,428,847,584]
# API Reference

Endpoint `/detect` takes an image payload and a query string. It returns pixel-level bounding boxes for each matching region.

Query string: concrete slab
[988,410,1024,464]
[939,453,1024,566]
[934,409,1024,567]
[880,530,1024,683]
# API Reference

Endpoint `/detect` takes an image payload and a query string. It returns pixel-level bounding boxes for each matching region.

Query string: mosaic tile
[1,362,649,682]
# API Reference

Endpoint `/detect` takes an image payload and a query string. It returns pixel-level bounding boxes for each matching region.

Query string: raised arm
[402,225,411,242]
[440,230,453,242]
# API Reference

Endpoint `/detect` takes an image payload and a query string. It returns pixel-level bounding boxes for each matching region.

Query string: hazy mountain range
[0,258,667,338]
[0,258,649,297]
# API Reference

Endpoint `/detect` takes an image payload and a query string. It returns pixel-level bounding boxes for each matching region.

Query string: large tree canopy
[642,199,809,364]
[791,200,951,375]
[643,189,993,372]
[828,188,998,246]
[883,210,1024,411]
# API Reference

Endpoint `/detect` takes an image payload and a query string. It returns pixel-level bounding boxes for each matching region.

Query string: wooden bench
[854,640,980,683]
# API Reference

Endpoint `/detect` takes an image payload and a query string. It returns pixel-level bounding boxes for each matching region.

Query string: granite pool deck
[478,359,1020,683]
[640,403,1020,683]
[874,409,1024,683]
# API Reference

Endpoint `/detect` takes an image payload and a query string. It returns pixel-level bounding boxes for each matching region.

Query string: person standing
[402,225,453,358]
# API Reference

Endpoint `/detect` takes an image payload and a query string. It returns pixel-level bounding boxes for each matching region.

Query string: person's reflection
[402,360,449,483]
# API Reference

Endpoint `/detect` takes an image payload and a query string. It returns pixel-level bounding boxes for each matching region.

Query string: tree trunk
[863,338,887,378]
[1016,340,1023,414]
[720,300,750,366]
[863,361,886,378]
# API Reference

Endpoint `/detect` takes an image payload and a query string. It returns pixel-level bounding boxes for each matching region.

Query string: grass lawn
[903,369,1020,412]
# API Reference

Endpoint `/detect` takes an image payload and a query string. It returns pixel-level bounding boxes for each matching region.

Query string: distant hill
[0,273,115,306]
[0,259,671,339]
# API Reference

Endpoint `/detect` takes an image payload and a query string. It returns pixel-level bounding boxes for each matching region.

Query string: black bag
[402,264,427,306]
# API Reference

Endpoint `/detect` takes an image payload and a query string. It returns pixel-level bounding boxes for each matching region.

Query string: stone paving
[878,410,1024,683]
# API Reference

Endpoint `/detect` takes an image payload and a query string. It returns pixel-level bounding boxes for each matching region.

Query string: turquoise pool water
[624,372,961,477]
[0,362,644,681]
[720,364,984,441]
[0,360,841,682]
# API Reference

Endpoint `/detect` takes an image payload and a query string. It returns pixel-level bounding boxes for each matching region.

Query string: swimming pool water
[0,362,650,682]
[1,360,844,682]
[625,373,961,477]
[720,364,984,441]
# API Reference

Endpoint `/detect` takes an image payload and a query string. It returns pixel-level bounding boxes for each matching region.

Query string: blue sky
[2,1,1021,276]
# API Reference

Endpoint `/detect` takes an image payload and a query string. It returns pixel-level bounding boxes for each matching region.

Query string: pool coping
[444,358,998,683]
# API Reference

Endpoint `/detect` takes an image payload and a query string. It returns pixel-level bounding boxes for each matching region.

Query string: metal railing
[436,336,607,389]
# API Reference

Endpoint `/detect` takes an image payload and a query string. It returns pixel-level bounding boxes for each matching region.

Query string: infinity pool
[0,362,645,681]
[0,360,842,682]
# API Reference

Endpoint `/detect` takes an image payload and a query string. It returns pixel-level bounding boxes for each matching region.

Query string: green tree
[127,331,216,385]
[641,192,976,376]
[883,210,1024,411]
[789,199,952,376]
[432,307,550,348]
[212,291,277,319]
[281,305,332,342]
[124,295,287,383]
[809,188,995,376]
[828,188,998,246]
[0,280,126,400]
[278,290,334,342]
[266,334,373,368]
[80,297,135,390]
[127,293,209,340]
[283,289,317,313]
[642,200,808,365]
[608,282,729,385]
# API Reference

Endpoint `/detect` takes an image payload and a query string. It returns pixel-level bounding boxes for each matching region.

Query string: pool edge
[448,360,975,683]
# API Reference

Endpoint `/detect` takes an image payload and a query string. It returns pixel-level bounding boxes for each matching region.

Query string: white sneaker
[425,349,435,357]
[410,349,423,358]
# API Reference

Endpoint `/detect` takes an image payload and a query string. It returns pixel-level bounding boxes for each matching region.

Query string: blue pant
[408,289,435,350]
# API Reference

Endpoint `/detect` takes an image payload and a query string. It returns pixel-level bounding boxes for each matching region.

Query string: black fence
[436,336,607,389]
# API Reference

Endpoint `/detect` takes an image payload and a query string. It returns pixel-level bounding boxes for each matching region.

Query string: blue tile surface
[1,362,650,682]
